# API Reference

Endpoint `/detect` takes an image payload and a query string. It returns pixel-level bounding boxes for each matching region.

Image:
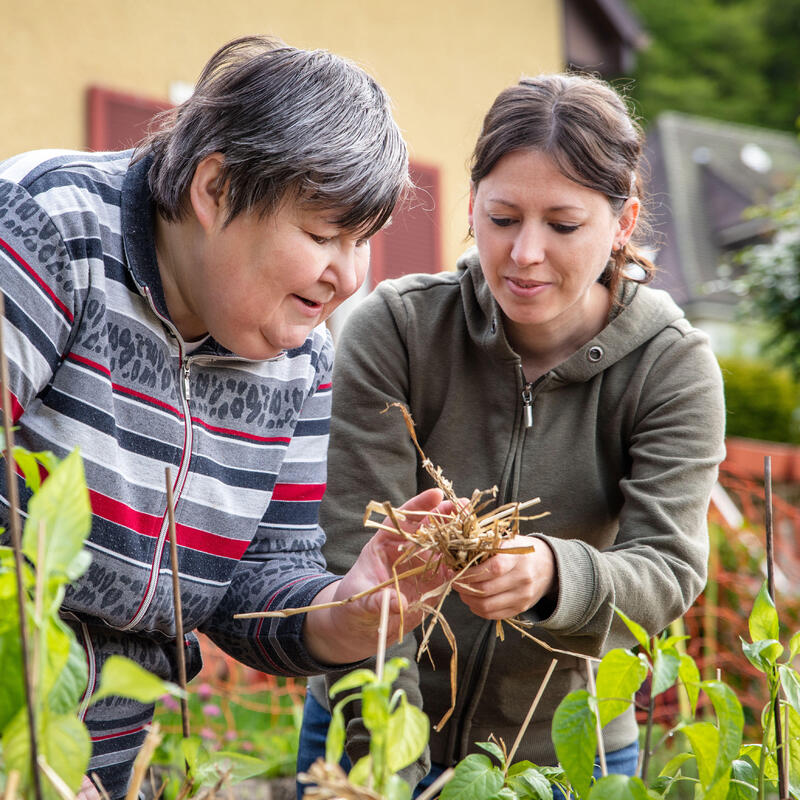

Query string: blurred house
[645,112,800,355]
[2,0,642,325]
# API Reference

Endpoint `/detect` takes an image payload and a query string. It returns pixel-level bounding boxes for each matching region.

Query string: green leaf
[329,668,377,697]
[749,581,779,643]
[386,693,428,773]
[652,649,681,696]
[3,706,91,799]
[439,754,504,800]
[361,682,389,734]
[196,751,268,784]
[0,624,25,729]
[506,765,553,800]
[42,617,85,713]
[612,606,650,653]
[727,758,758,800]
[475,739,506,768]
[658,751,694,778]
[90,655,180,704]
[587,774,649,799]
[701,680,744,782]
[383,774,413,800]
[789,631,800,662]
[23,449,91,588]
[327,701,346,765]
[678,653,701,715]
[552,689,597,799]
[682,721,719,788]
[780,665,800,716]
[349,754,372,786]
[382,657,410,687]
[741,637,783,672]
[596,649,647,728]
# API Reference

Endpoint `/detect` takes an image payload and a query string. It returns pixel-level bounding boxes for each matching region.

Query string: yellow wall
[2,0,563,268]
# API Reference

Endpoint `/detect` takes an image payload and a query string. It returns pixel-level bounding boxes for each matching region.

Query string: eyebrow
[485,197,586,213]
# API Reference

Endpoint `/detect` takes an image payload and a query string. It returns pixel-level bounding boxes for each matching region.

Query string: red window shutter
[370,161,442,283]
[87,86,172,151]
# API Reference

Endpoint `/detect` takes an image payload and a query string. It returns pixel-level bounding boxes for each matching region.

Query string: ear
[468,184,475,230]
[614,196,640,250]
[189,153,227,232]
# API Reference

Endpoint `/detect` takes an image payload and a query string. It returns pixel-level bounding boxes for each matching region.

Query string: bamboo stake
[124,723,163,800]
[165,468,190,740]
[506,658,558,766]
[3,771,20,800]
[375,590,390,681]
[36,756,75,800]
[0,293,43,800]
[585,657,607,777]
[764,456,787,799]
[414,767,455,800]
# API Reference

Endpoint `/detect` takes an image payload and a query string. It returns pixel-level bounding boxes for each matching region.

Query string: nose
[510,222,545,268]
[327,240,368,300]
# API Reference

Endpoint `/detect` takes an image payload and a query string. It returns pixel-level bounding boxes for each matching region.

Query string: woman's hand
[77,776,101,800]
[303,488,453,664]
[454,536,556,620]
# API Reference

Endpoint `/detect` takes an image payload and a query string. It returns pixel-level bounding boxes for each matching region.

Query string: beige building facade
[2,0,566,271]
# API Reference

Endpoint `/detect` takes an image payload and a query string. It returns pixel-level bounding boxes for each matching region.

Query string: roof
[644,112,800,319]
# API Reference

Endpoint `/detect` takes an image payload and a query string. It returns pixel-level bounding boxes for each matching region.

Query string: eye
[489,216,515,228]
[550,223,580,234]
[308,232,333,245]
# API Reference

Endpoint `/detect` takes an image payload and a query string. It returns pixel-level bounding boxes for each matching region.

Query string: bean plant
[0,444,178,799]
[443,590,800,799]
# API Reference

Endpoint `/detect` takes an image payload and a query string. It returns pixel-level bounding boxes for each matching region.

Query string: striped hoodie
[0,149,343,796]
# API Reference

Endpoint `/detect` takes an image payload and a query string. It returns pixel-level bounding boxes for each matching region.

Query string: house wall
[1,0,563,271]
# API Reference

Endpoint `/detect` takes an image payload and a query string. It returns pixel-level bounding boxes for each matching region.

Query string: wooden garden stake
[165,468,190,740]
[584,657,607,777]
[0,293,43,800]
[3,771,20,800]
[414,767,455,800]
[124,723,163,800]
[375,590,391,681]
[506,658,558,767]
[36,756,75,800]
[764,456,788,799]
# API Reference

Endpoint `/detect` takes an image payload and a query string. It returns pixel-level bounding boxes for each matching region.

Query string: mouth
[293,294,324,310]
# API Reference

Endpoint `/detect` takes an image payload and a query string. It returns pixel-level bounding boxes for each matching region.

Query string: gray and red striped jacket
[0,149,343,796]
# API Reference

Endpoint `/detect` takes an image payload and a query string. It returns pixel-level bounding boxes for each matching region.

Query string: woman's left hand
[454,536,556,620]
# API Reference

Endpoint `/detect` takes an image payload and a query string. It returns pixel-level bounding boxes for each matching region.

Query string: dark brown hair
[470,73,654,296]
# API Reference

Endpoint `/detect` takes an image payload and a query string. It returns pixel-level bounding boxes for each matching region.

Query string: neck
[507,283,611,381]
[154,213,206,341]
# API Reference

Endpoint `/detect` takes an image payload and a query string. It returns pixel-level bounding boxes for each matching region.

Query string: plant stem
[375,589,390,681]
[764,456,787,798]
[415,767,455,800]
[0,293,43,800]
[584,657,607,777]
[165,468,190,741]
[639,640,656,783]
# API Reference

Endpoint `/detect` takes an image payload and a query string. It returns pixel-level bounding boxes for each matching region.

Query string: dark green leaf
[475,740,506,768]
[506,766,553,800]
[727,758,758,799]
[741,637,783,672]
[440,754,504,800]
[779,665,800,716]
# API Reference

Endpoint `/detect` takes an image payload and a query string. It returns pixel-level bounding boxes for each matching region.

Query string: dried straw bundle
[297,760,386,800]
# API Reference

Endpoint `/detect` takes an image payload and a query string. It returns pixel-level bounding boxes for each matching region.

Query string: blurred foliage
[628,0,800,131]
[717,356,800,444]
[732,178,800,380]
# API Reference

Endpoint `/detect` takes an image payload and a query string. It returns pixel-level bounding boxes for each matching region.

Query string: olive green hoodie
[309,250,725,783]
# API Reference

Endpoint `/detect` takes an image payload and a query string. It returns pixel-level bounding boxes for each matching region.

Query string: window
[87,86,171,151]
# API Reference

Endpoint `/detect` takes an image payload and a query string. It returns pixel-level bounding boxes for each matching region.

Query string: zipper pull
[182,358,191,401]
[522,384,533,429]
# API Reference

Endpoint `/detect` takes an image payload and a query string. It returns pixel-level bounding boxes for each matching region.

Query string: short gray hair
[138,36,409,236]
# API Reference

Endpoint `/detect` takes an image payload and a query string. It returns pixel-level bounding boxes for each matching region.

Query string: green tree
[628,0,799,132]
